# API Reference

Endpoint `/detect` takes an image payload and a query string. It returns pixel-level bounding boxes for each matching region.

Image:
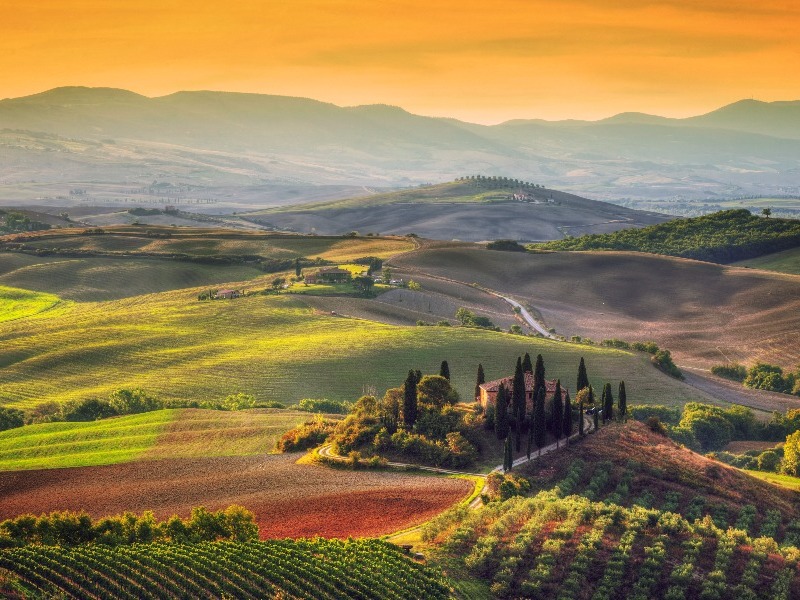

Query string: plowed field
[0,454,471,538]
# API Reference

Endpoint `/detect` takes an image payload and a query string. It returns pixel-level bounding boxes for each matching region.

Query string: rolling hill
[243,179,670,241]
[390,244,800,375]
[1,87,799,211]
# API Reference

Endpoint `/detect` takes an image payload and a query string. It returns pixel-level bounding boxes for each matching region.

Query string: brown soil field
[724,440,780,454]
[0,454,471,538]
[392,246,800,370]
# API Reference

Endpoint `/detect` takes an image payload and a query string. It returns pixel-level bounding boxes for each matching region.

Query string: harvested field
[724,440,779,454]
[0,454,472,538]
[393,246,800,370]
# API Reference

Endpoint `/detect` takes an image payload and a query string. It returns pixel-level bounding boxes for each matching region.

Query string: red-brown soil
[0,454,471,539]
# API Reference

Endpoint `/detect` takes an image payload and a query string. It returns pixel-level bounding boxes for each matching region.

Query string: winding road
[489,292,558,339]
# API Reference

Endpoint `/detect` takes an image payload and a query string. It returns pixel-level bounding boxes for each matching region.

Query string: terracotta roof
[480,373,568,395]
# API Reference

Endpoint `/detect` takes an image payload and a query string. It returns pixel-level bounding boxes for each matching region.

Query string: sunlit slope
[733,246,800,275]
[0,408,309,471]
[0,291,708,410]
[0,286,62,322]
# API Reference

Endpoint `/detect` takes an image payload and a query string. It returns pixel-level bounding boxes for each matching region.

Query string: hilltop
[424,421,800,598]
[1,87,800,211]
[243,178,669,241]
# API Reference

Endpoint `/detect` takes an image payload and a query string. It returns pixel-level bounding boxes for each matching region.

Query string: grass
[733,246,800,275]
[0,289,705,412]
[0,408,310,470]
[10,227,415,262]
[0,285,62,322]
[744,470,800,492]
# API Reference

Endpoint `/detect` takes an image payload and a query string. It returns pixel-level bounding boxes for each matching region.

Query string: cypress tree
[475,363,485,402]
[414,369,422,384]
[533,354,546,398]
[512,357,526,451]
[439,360,450,381]
[552,380,563,448]
[403,370,418,430]
[562,386,572,445]
[577,357,589,392]
[604,383,614,423]
[495,384,509,440]
[600,385,607,420]
[503,435,513,472]
[534,385,546,456]
[526,405,534,460]
[618,381,627,422]
[522,352,533,374]
[593,408,599,432]
[578,401,585,436]
[295,258,302,277]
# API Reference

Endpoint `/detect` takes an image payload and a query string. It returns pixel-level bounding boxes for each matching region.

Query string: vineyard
[423,489,800,599]
[0,538,450,600]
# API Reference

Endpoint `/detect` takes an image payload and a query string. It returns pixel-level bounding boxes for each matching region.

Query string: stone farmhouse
[304,267,352,285]
[478,373,569,413]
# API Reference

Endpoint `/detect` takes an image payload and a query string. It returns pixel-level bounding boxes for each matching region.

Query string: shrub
[221,393,257,411]
[757,450,781,472]
[652,349,683,379]
[0,408,25,432]
[108,388,160,414]
[486,239,527,252]
[61,398,117,422]
[297,398,351,414]
[630,405,681,426]
[275,417,337,452]
[711,364,748,382]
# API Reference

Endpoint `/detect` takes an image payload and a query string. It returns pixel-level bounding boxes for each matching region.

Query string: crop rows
[428,491,800,599]
[0,539,450,600]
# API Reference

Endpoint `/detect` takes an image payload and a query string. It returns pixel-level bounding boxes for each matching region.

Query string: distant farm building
[214,289,241,299]
[304,267,352,285]
[479,373,569,413]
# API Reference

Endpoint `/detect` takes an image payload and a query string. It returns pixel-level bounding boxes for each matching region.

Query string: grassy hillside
[0,286,62,322]
[0,409,309,471]
[392,245,800,372]
[734,246,800,275]
[0,290,709,412]
[243,180,669,242]
[424,422,800,598]
[532,209,800,263]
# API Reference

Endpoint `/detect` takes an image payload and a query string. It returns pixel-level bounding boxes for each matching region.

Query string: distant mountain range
[0,87,799,210]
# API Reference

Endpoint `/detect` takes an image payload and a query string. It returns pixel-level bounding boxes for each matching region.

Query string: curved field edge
[0,538,452,600]
[0,286,63,323]
[0,292,712,411]
[0,409,311,471]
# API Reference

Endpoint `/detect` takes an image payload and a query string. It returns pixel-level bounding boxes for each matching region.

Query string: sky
[1,0,799,123]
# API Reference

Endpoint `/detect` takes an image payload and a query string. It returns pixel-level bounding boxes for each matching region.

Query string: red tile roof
[480,373,567,395]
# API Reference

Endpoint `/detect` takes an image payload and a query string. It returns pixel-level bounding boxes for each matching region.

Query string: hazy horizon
[2,1,798,124]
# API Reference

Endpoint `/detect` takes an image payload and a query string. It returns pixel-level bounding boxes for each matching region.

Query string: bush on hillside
[297,398,351,414]
[629,405,681,426]
[711,363,748,382]
[275,417,337,452]
[651,349,683,380]
[0,505,258,548]
[744,363,799,395]
[482,472,532,503]
[486,239,527,252]
[0,408,24,432]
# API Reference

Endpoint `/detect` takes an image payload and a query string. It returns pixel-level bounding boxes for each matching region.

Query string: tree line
[532,209,800,263]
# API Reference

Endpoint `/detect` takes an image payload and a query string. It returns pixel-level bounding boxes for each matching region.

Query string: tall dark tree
[414,369,422,384]
[533,354,546,399]
[618,381,627,422]
[562,386,572,445]
[403,370,418,430]
[526,406,535,460]
[439,360,451,381]
[512,358,526,451]
[495,384,510,440]
[503,435,513,472]
[475,363,485,402]
[593,409,599,432]
[552,380,563,448]
[578,401,585,437]
[522,352,533,374]
[295,258,302,277]
[534,385,546,456]
[603,383,614,423]
[577,357,589,392]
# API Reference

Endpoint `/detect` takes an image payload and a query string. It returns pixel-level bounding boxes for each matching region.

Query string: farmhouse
[214,289,241,299]
[304,267,352,284]
[479,373,569,413]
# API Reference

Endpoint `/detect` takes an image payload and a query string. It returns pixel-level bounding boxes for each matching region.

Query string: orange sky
[1,0,798,123]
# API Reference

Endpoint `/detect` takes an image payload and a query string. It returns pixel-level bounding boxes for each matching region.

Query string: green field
[0,286,62,322]
[733,246,800,275]
[0,285,714,412]
[744,470,800,492]
[0,408,309,471]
